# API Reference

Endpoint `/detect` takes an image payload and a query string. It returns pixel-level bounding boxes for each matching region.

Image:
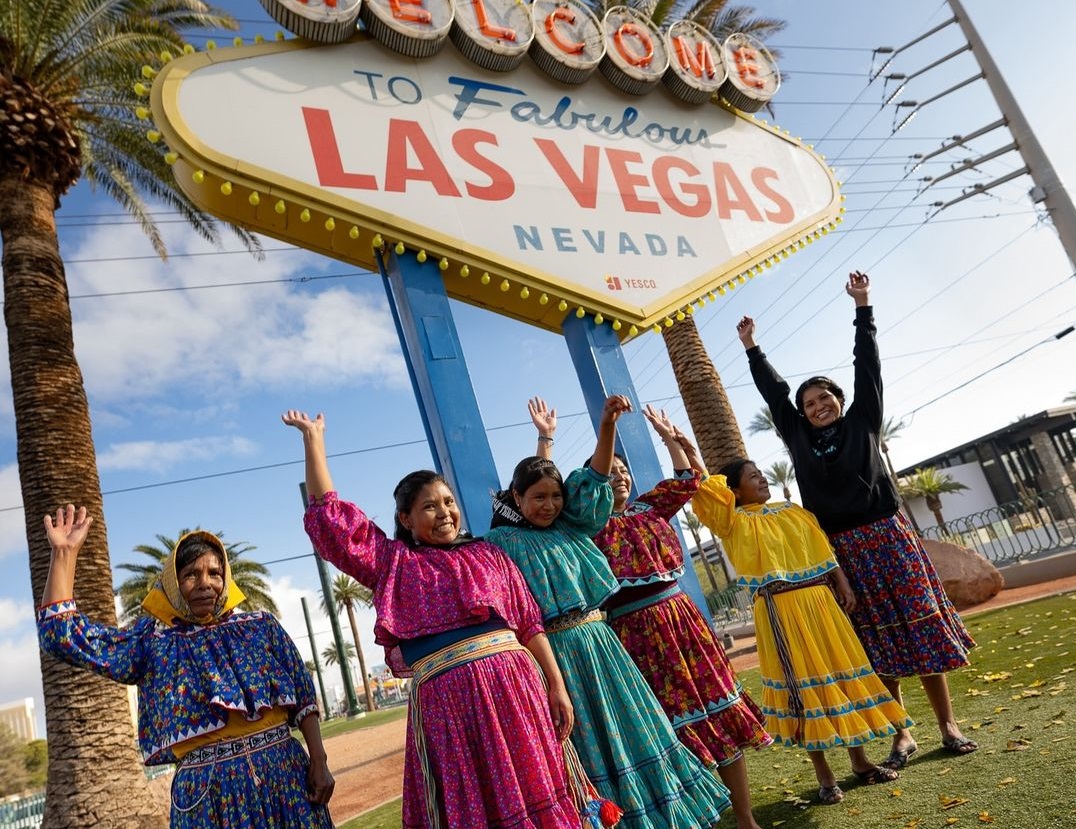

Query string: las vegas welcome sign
[147,0,842,339]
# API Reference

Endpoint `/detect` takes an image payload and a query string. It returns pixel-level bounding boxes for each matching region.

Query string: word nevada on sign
[149,27,840,337]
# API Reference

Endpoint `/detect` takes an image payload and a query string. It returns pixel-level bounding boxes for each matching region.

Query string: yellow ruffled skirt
[754,585,914,751]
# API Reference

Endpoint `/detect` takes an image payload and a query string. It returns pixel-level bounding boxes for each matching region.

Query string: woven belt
[545,608,603,634]
[177,722,290,768]
[757,573,834,741]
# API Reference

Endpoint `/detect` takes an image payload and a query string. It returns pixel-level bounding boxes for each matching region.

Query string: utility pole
[949,0,1076,271]
[300,482,361,717]
[301,596,332,720]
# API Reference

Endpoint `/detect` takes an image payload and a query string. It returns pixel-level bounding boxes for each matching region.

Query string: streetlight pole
[949,0,1076,271]
[299,482,361,717]
[300,596,331,720]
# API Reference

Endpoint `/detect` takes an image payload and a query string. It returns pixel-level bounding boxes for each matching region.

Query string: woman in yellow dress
[690,454,912,805]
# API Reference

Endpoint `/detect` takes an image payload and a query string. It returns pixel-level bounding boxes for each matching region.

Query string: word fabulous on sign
[259,0,779,111]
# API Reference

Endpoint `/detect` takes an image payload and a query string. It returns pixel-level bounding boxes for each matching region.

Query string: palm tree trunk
[662,318,747,472]
[0,178,166,828]
[686,525,720,592]
[344,604,377,713]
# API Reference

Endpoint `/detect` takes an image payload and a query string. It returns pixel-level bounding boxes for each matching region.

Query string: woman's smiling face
[515,477,564,528]
[400,481,461,545]
[801,384,843,428]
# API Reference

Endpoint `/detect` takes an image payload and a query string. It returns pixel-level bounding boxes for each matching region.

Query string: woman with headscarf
[735,271,977,771]
[36,505,334,829]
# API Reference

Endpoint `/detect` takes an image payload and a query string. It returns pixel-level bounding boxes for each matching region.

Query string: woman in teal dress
[488,395,730,829]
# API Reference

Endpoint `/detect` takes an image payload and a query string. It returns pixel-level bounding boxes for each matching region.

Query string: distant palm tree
[322,641,357,667]
[899,467,969,527]
[115,531,278,623]
[747,406,778,438]
[325,574,376,712]
[1066,390,1076,402]
[681,510,722,592]
[764,460,795,500]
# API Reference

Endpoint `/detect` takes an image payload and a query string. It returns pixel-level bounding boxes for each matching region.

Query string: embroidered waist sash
[545,608,603,634]
[757,574,834,740]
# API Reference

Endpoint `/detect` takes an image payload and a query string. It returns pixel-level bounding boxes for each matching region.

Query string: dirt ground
[325,717,407,824]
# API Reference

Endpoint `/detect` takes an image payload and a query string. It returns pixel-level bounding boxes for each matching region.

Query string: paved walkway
[726,573,1076,673]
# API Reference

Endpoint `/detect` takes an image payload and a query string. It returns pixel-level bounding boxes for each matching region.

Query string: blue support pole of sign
[379,250,500,534]
[562,314,713,622]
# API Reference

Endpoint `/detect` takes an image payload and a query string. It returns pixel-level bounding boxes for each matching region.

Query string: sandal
[818,784,844,805]
[942,735,978,755]
[880,742,918,770]
[853,765,900,785]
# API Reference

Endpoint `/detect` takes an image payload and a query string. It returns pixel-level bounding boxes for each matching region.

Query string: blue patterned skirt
[829,513,975,678]
[170,723,333,829]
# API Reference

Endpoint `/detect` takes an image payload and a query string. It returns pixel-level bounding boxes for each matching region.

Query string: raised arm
[589,394,632,476]
[282,410,334,501]
[41,505,93,606]
[847,271,884,431]
[672,426,708,476]
[736,315,800,440]
[528,396,557,460]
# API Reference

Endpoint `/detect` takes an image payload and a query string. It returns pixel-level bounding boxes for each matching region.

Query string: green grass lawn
[336,594,1076,828]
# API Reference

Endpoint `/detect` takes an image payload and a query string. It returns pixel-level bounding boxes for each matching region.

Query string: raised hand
[845,271,870,306]
[44,504,93,557]
[600,394,633,425]
[672,426,707,475]
[736,316,757,349]
[527,396,557,439]
[643,404,677,441]
[281,410,325,441]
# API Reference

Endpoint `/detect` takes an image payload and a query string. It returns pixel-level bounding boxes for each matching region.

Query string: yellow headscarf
[141,530,247,625]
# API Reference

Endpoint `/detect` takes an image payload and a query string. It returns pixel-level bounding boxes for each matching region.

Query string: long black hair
[392,470,451,544]
[716,459,755,501]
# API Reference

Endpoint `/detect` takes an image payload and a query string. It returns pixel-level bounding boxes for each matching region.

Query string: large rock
[921,538,1004,609]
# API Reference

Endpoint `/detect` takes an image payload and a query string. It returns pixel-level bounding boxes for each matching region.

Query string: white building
[0,697,37,743]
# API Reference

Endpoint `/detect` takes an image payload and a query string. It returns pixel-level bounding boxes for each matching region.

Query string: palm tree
[321,640,357,667]
[641,2,786,474]
[899,467,969,527]
[2,2,259,824]
[879,415,906,479]
[115,530,278,623]
[1066,390,1076,402]
[326,574,377,712]
[681,510,722,592]
[764,460,795,500]
[747,406,777,438]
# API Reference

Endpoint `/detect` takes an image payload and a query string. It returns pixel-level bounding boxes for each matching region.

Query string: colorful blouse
[594,470,700,586]
[486,467,618,619]
[304,492,545,676]
[691,476,837,597]
[37,602,317,765]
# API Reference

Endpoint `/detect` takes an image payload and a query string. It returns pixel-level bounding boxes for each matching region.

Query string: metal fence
[0,793,44,829]
[920,484,1076,565]
[705,584,754,630]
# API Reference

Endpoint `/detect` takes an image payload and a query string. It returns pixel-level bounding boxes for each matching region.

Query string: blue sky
[3,1,1075,736]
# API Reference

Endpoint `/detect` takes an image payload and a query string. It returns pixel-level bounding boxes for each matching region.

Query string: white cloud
[96,436,258,474]
[62,223,405,404]
[0,598,32,633]
[0,464,27,560]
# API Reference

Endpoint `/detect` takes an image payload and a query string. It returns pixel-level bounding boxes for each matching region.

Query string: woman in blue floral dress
[37,505,334,829]
[487,395,731,829]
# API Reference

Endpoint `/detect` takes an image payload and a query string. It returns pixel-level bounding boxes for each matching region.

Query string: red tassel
[599,798,623,827]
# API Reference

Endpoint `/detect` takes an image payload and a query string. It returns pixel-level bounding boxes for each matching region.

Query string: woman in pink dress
[283,410,582,829]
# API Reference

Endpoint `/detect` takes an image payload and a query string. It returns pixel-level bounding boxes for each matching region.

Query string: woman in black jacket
[735,271,977,771]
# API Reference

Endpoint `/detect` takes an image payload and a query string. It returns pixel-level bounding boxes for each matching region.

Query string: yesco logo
[607,276,658,291]
[259,0,780,111]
